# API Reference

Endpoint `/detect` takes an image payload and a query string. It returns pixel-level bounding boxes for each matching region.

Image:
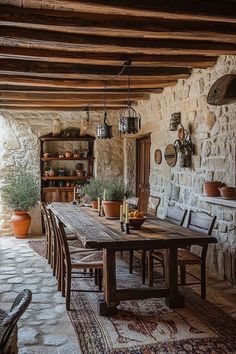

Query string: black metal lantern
[118,63,141,135]
[119,105,141,134]
[96,83,112,139]
[96,112,112,139]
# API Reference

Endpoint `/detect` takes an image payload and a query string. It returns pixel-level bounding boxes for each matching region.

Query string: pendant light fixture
[96,82,112,139]
[118,62,141,135]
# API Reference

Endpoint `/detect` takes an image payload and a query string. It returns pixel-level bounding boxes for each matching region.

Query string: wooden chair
[148,209,216,299]
[53,215,103,310]
[126,196,139,210]
[147,196,161,216]
[148,205,187,287]
[0,289,32,354]
[129,196,161,284]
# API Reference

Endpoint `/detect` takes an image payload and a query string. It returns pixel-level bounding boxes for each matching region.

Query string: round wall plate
[164,144,177,167]
[154,149,162,164]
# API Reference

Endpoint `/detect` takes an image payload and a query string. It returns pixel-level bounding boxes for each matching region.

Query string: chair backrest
[50,211,71,269]
[39,201,51,237]
[126,197,139,210]
[187,210,216,235]
[166,205,187,226]
[0,289,32,353]
[147,196,161,216]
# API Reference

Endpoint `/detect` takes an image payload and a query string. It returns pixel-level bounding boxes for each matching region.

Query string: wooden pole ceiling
[0,1,236,111]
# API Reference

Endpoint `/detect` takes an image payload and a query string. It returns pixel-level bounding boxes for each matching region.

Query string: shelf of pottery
[39,133,95,203]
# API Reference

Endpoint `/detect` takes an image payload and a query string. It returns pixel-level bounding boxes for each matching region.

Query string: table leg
[165,247,185,308]
[97,249,119,316]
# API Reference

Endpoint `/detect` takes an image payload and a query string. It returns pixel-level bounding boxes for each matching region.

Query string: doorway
[136,134,151,213]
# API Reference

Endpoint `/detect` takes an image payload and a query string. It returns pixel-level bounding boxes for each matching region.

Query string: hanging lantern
[96,83,112,139]
[118,62,141,135]
[96,112,112,139]
[119,105,141,134]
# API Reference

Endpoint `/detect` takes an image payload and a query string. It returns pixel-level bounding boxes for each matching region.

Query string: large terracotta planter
[102,200,122,218]
[11,211,31,238]
[204,181,222,197]
[91,200,98,210]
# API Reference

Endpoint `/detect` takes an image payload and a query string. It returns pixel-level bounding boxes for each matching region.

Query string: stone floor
[0,236,236,353]
[0,236,81,354]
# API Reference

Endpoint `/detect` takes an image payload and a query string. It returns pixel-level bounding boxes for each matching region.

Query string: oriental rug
[28,240,236,354]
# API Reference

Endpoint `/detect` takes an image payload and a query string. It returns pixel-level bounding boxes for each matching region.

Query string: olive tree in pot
[102,178,128,218]
[1,171,40,238]
[81,178,104,209]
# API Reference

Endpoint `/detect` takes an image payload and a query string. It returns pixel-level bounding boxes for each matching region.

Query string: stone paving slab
[0,237,81,354]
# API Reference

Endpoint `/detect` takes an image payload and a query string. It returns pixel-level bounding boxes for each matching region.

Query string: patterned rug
[28,240,236,354]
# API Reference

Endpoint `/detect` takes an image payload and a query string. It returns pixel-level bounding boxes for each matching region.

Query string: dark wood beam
[0,75,178,89]
[0,106,123,111]
[0,47,218,68]
[0,100,137,106]
[0,59,191,80]
[1,27,236,56]
[1,5,236,43]
[0,86,163,94]
[3,1,236,24]
[0,92,150,101]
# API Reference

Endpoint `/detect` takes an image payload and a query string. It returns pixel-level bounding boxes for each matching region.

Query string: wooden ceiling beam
[1,27,236,56]
[0,106,123,111]
[0,75,178,89]
[0,92,150,101]
[2,1,236,24]
[0,86,163,94]
[0,101,131,107]
[0,47,218,68]
[0,59,191,80]
[1,5,236,43]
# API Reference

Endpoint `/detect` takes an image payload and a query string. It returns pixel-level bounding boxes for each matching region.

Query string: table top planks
[49,202,217,250]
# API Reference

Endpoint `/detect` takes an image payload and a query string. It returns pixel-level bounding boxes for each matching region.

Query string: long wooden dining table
[49,202,217,316]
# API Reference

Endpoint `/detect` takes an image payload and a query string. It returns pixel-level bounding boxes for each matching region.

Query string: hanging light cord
[104,81,107,123]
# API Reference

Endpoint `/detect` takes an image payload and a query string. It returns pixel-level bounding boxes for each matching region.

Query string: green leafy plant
[105,178,129,201]
[1,171,40,211]
[81,178,104,201]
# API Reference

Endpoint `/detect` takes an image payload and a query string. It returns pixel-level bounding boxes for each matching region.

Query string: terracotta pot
[204,181,222,197]
[219,187,236,199]
[65,151,73,158]
[102,200,123,218]
[11,211,31,238]
[91,200,98,210]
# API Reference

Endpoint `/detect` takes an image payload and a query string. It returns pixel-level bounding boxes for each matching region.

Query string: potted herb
[1,171,39,238]
[102,178,128,218]
[81,178,104,209]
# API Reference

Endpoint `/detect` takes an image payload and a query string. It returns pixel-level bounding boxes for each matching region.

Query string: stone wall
[124,55,236,282]
[0,111,123,236]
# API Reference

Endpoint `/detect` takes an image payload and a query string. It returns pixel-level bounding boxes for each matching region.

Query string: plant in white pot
[102,178,128,218]
[81,178,104,209]
[1,171,40,238]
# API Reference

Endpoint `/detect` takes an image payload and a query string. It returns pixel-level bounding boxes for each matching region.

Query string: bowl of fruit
[129,210,146,230]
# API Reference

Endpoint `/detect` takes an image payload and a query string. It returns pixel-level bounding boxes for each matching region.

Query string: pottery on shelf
[43,152,50,158]
[204,181,223,197]
[219,187,236,199]
[65,151,73,158]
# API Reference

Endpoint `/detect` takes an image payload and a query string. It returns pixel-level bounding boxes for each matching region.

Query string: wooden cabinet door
[136,135,151,213]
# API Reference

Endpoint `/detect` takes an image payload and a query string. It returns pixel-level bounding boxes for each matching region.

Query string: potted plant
[102,178,128,218]
[174,137,194,168]
[81,178,104,209]
[1,171,39,238]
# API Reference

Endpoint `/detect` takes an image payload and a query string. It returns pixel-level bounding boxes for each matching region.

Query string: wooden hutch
[39,133,95,203]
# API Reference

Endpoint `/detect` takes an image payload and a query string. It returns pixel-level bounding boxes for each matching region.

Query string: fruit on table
[129,210,144,219]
